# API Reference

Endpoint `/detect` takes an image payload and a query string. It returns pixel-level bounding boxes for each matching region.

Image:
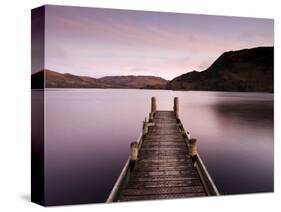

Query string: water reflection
[213,100,273,125]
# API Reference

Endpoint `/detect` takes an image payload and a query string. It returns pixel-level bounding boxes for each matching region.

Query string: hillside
[99,75,168,89]
[31,70,168,89]
[32,46,274,92]
[45,70,103,88]
[167,46,273,92]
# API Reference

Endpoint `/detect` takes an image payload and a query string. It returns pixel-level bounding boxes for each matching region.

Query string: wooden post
[130,142,138,161]
[174,97,179,118]
[186,131,191,141]
[189,138,197,158]
[149,112,153,122]
[130,142,138,171]
[143,117,148,135]
[151,97,156,114]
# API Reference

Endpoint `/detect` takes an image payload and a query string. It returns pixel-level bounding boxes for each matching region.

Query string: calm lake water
[42,89,273,205]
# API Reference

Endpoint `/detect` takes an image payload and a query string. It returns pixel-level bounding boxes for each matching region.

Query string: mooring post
[151,97,156,114]
[130,142,138,161]
[189,138,198,158]
[186,131,191,141]
[149,112,153,122]
[174,97,179,118]
[130,142,138,170]
[143,117,148,135]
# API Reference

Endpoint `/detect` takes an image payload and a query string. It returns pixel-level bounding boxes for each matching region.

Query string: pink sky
[44,5,274,80]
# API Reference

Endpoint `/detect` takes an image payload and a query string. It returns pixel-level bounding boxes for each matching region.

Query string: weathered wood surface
[118,111,207,201]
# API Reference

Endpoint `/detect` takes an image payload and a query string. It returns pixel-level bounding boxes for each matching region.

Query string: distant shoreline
[32,87,274,94]
[32,47,274,93]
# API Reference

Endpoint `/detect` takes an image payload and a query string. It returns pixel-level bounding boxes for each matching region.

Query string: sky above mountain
[42,5,273,80]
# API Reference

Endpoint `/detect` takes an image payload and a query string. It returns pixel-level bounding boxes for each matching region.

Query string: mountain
[45,70,103,88]
[167,46,273,92]
[31,70,168,89]
[31,70,44,89]
[32,46,273,92]
[99,75,168,89]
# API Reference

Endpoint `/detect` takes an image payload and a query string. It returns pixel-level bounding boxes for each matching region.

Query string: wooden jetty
[107,97,219,202]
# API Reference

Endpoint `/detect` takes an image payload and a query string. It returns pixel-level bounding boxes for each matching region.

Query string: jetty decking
[107,97,219,202]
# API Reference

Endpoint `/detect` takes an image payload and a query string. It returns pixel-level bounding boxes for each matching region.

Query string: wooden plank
[139,149,188,153]
[131,170,198,177]
[119,193,206,201]
[118,110,208,201]
[135,161,193,165]
[130,174,200,180]
[127,179,203,189]
[134,165,194,171]
[138,158,192,162]
[138,154,189,158]
[129,176,202,182]
[134,164,194,170]
[122,186,205,196]
[141,143,187,147]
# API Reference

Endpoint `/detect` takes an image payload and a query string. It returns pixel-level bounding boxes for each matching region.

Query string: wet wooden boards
[118,111,207,201]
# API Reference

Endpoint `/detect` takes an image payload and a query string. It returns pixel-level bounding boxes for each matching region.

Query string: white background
[0,0,280,211]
